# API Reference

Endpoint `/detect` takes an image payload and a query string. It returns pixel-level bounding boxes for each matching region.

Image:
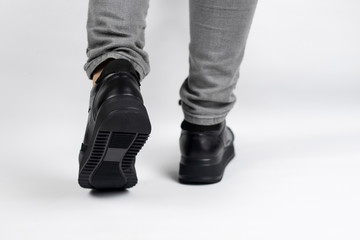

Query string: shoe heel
[78,96,151,189]
[95,95,151,133]
[179,144,235,184]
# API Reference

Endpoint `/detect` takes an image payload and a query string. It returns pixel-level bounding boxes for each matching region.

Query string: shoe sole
[78,96,151,190]
[178,144,235,184]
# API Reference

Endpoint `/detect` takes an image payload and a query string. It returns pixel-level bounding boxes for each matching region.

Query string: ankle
[92,71,102,86]
[91,59,114,85]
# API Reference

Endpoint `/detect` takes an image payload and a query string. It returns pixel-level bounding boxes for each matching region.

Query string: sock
[181,120,223,132]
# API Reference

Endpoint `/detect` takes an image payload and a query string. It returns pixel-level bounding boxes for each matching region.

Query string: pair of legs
[84,0,257,125]
[78,0,257,188]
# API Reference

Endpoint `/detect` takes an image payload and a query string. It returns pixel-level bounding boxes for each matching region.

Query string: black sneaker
[78,59,151,189]
[179,121,235,184]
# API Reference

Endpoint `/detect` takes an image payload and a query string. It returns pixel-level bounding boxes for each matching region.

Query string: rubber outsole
[78,96,151,190]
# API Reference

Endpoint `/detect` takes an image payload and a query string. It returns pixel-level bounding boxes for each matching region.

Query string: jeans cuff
[84,52,148,81]
[183,113,227,126]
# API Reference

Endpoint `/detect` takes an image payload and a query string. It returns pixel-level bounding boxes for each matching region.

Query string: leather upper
[80,59,142,164]
[180,121,234,161]
[91,72,142,118]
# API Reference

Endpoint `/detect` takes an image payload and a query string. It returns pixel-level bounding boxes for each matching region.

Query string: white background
[0,0,359,239]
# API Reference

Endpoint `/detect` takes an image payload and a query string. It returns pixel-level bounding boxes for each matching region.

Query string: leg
[78,0,152,190]
[180,0,258,125]
[178,0,257,184]
[84,0,150,81]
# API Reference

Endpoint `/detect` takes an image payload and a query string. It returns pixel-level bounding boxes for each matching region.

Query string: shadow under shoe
[179,121,235,184]
[78,59,151,190]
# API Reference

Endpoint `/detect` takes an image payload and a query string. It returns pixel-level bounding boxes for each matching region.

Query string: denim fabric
[84,0,150,80]
[84,0,257,125]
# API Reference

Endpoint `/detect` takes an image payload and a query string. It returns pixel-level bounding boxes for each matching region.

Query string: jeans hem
[183,113,227,126]
[84,52,148,81]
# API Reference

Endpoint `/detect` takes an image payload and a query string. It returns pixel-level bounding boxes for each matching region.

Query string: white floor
[1,1,359,239]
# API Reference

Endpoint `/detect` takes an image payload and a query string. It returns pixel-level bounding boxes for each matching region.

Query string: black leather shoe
[179,121,235,184]
[78,59,151,189]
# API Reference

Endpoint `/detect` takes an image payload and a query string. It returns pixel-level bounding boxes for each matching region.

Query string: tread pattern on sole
[78,131,149,189]
[122,133,149,188]
[78,131,111,188]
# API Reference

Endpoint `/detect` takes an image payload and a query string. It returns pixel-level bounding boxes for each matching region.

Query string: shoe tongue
[96,59,140,85]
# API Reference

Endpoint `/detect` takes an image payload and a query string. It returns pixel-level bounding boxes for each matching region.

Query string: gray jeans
[84,0,257,125]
